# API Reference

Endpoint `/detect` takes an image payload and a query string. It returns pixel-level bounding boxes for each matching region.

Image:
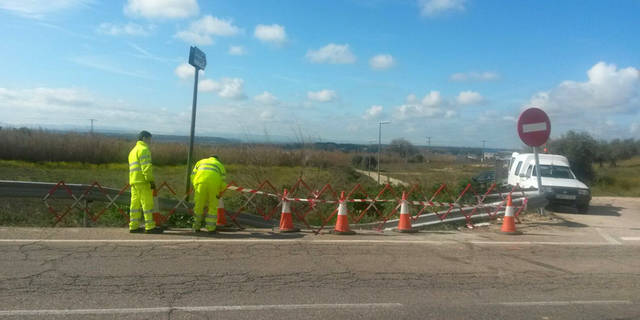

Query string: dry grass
[0,128,350,168]
[592,157,640,197]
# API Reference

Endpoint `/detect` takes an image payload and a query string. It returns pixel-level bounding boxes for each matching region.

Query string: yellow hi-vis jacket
[191,157,226,187]
[128,141,154,184]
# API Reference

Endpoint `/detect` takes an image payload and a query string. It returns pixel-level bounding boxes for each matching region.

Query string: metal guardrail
[0,180,547,230]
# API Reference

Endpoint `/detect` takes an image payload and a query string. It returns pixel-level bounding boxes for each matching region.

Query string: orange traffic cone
[500,194,522,235]
[279,189,300,233]
[396,191,418,233]
[332,191,356,235]
[216,198,230,227]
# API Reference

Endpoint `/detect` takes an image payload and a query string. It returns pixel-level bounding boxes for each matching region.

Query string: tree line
[546,131,639,184]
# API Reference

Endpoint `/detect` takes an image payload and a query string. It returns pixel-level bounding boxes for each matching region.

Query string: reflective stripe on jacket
[128,141,154,184]
[191,157,226,186]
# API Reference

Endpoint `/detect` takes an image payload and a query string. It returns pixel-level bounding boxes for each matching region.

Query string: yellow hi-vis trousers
[129,183,156,231]
[193,183,220,231]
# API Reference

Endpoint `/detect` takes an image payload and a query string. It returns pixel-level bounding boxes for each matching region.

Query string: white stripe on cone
[282,199,291,213]
[338,201,347,215]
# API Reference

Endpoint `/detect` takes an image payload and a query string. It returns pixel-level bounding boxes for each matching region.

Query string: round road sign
[517,107,551,147]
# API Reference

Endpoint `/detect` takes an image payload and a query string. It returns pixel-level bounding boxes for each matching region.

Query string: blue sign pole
[185,46,206,200]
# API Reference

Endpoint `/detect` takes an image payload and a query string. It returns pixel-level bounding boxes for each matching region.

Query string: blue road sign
[188,46,206,70]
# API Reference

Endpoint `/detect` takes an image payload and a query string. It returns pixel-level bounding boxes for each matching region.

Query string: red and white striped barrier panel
[41,178,529,230]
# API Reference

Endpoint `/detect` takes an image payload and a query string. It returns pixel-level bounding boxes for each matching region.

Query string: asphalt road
[1,197,639,319]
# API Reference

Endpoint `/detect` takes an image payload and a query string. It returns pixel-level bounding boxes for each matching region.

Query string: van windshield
[533,165,575,179]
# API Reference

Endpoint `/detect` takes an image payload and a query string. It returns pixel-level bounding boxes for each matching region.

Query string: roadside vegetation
[544,131,640,196]
[2,128,637,227]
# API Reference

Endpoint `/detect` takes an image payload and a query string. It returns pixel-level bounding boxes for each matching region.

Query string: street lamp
[377,120,391,184]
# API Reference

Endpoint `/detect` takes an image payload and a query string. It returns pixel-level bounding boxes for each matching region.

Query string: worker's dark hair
[137,130,152,141]
[212,155,220,160]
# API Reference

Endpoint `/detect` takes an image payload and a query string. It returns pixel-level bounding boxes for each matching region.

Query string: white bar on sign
[522,122,547,133]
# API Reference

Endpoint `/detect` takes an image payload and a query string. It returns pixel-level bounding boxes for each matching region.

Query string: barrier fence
[35,178,530,232]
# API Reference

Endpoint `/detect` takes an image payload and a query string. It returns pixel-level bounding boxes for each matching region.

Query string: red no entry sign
[518,107,551,147]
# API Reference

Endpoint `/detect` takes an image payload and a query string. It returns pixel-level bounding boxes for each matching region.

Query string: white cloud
[174,62,203,79]
[421,90,443,107]
[306,44,356,64]
[419,0,466,17]
[254,91,278,105]
[0,87,181,132]
[394,91,446,119]
[405,94,419,104]
[527,61,640,114]
[254,24,287,45]
[307,90,337,102]
[259,110,275,121]
[369,54,395,70]
[198,79,218,92]
[174,15,241,45]
[631,122,639,134]
[363,105,383,120]
[198,78,246,99]
[450,71,499,82]
[0,0,91,19]
[228,45,247,56]
[72,56,152,79]
[456,90,485,105]
[97,22,153,36]
[124,0,198,19]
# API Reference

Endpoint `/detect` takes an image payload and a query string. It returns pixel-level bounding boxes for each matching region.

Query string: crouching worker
[128,130,163,234]
[191,155,227,233]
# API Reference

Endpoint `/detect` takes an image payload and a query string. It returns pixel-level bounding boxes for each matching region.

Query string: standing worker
[191,155,227,233]
[128,130,163,234]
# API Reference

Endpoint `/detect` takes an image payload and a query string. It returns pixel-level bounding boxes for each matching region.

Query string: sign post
[185,46,207,200]
[517,107,551,215]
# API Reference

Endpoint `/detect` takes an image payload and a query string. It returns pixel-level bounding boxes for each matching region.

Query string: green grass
[592,157,640,197]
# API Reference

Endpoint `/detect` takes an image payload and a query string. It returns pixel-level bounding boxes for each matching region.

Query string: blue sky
[0,0,638,148]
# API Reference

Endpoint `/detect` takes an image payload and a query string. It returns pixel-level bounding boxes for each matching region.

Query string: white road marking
[470,241,619,246]
[0,303,403,316]
[522,122,547,133]
[621,237,640,241]
[491,300,632,307]
[595,228,622,245]
[0,239,454,245]
[0,238,622,246]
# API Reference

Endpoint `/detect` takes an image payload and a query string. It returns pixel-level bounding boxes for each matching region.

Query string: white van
[508,152,591,213]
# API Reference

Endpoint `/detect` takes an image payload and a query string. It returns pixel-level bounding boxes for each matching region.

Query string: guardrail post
[83,199,88,227]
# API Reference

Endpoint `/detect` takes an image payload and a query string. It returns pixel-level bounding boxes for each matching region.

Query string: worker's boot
[145,227,164,234]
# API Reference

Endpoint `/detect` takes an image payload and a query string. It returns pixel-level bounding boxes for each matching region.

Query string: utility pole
[377,121,391,184]
[89,119,96,134]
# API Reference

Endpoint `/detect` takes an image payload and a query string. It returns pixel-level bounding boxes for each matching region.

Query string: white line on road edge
[0,303,403,316]
[595,228,622,245]
[490,300,632,307]
[621,237,640,241]
[469,241,619,246]
[0,239,622,246]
